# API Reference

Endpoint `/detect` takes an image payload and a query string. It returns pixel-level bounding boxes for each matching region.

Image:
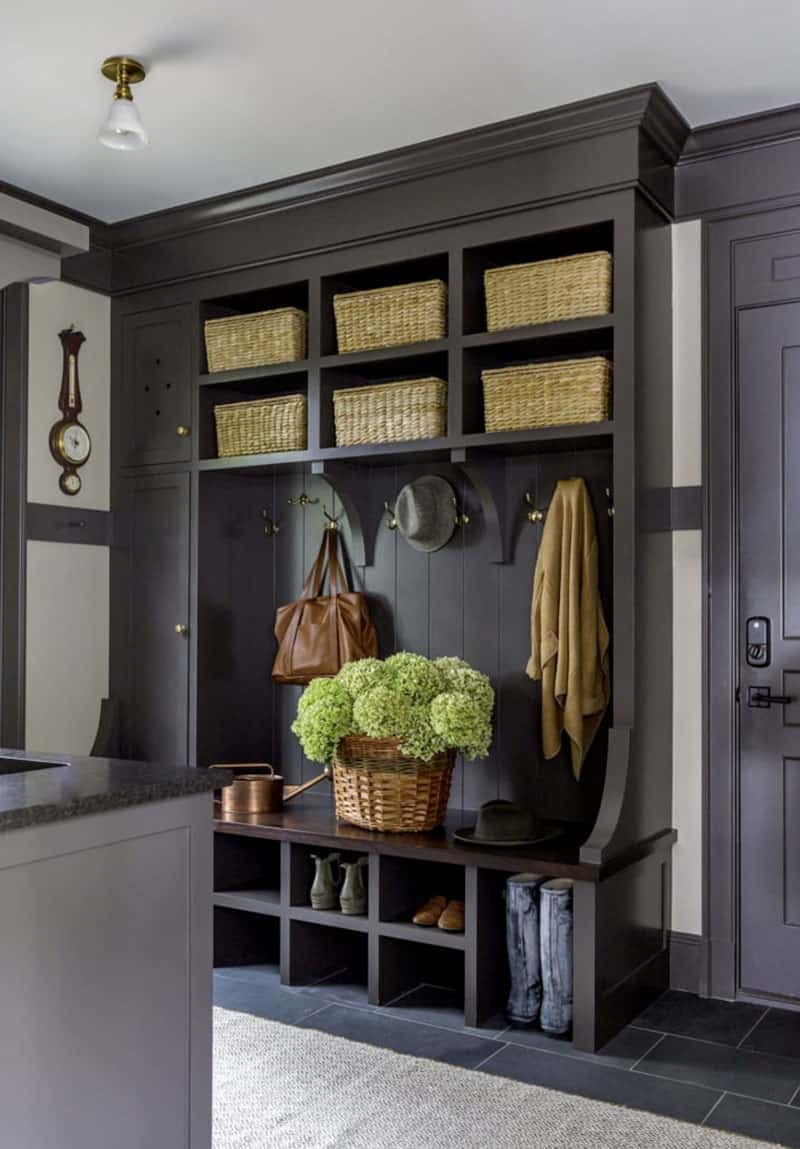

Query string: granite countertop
[0,749,229,832]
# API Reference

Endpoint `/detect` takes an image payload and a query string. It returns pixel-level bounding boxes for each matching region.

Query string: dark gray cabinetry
[121,305,193,468]
[109,87,685,1051]
[121,472,191,763]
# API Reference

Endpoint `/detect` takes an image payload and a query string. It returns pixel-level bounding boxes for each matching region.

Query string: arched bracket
[311,460,383,567]
[449,449,513,564]
[579,726,630,864]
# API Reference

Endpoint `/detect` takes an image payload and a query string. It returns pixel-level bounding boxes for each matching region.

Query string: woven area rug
[213,1007,780,1149]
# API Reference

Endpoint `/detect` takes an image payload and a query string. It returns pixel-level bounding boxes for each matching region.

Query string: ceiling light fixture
[98,56,148,151]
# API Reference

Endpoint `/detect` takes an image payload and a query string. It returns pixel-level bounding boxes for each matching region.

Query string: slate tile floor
[214,971,800,1145]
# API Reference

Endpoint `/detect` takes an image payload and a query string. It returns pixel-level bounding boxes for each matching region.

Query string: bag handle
[297,534,330,604]
[326,528,349,599]
[281,529,349,667]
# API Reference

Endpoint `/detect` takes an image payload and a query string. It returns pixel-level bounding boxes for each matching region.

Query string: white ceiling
[4,0,800,223]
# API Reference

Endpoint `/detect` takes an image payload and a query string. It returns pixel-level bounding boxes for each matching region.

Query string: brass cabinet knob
[176,425,191,437]
[175,624,189,636]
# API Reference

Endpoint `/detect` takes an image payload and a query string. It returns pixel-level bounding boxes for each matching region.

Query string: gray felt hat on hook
[394,475,457,553]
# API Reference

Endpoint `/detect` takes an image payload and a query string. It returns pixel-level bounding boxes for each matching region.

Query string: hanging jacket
[526,477,610,779]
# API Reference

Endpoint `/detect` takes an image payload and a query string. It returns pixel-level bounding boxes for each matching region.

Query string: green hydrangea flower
[297,676,350,716]
[336,658,391,700]
[398,706,448,761]
[434,657,494,718]
[352,685,413,739]
[292,680,354,764]
[385,652,443,705]
[294,656,495,766]
[430,690,492,760]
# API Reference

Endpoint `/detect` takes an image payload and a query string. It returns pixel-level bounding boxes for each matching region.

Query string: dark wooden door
[739,302,800,998]
[121,305,193,468]
[126,472,191,764]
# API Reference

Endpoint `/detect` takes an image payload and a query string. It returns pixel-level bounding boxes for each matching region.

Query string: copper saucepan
[216,762,331,815]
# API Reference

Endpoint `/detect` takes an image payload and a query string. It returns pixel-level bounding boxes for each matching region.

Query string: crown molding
[680,101,800,163]
[676,99,800,219]
[105,83,688,251]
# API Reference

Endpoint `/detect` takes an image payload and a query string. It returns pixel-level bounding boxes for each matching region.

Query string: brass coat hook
[525,492,544,524]
[287,492,319,507]
[384,501,398,530]
[260,508,280,536]
[451,495,470,528]
[323,506,342,532]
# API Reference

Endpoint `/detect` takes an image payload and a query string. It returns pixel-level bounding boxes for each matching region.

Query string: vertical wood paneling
[394,468,431,656]
[498,457,542,809]
[428,477,466,807]
[363,465,398,656]
[272,474,307,783]
[462,475,501,810]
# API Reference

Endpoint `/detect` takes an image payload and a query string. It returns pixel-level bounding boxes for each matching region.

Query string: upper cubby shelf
[199,279,309,376]
[320,252,449,357]
[462,220,613,335]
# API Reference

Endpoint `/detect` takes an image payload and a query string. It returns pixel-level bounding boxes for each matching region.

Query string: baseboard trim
[669,931,706,994]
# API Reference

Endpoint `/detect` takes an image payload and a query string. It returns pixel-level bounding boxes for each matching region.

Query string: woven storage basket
[333,279,447,353]
[481,356,611,432]
[204,307,307,373]
[333,736,455,832]
[333,377,446,447]
[484,252,612,331]
[214,393,307,457]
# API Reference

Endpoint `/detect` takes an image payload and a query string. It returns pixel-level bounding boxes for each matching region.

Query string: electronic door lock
[746,617,771,667]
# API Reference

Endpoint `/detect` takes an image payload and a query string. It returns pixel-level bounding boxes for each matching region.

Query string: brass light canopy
[101,56,147,98]
[98,56,149,151]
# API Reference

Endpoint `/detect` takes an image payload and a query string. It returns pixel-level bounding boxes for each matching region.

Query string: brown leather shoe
[412,895,447,927]
[438,899,465,932]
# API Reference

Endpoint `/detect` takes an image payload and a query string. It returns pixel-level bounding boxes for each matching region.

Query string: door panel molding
[707,203,800,1001]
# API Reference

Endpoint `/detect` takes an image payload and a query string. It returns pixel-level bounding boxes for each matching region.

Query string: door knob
[175,624,189,636]
[176,425,191,437]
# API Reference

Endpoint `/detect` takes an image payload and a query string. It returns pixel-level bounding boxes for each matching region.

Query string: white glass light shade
[98,97,148,151]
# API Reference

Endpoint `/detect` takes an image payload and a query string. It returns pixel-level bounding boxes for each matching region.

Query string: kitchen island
[0,750,225,1149]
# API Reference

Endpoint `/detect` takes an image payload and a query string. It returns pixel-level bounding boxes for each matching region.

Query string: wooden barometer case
[49,328,91,496]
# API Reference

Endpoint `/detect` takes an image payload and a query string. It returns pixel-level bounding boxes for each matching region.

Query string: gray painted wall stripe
[640,486,703,532]
[26,503,112,547]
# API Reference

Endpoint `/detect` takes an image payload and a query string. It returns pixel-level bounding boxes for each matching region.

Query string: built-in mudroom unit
[106,86,685,1052]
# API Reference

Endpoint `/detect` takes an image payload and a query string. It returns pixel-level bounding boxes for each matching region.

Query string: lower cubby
[288,842,370,924]
[214,833,281,907]
[286,919,369,998]
[378,854,464,935]
[214,905,281,969]
[374,935,464,1012]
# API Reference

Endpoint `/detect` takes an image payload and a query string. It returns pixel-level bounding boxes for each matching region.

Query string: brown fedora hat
[453,800,560,848]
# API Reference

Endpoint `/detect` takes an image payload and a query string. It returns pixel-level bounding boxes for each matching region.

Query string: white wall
[25,282,110,755]
[0,235,59,289]
[671,219,703,936]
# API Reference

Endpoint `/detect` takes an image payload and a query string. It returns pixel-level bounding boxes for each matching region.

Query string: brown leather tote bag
[272,529,378,685]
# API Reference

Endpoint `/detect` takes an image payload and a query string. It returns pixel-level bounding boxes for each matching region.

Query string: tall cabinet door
[124,472,191,764]
[121,305,193,468]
